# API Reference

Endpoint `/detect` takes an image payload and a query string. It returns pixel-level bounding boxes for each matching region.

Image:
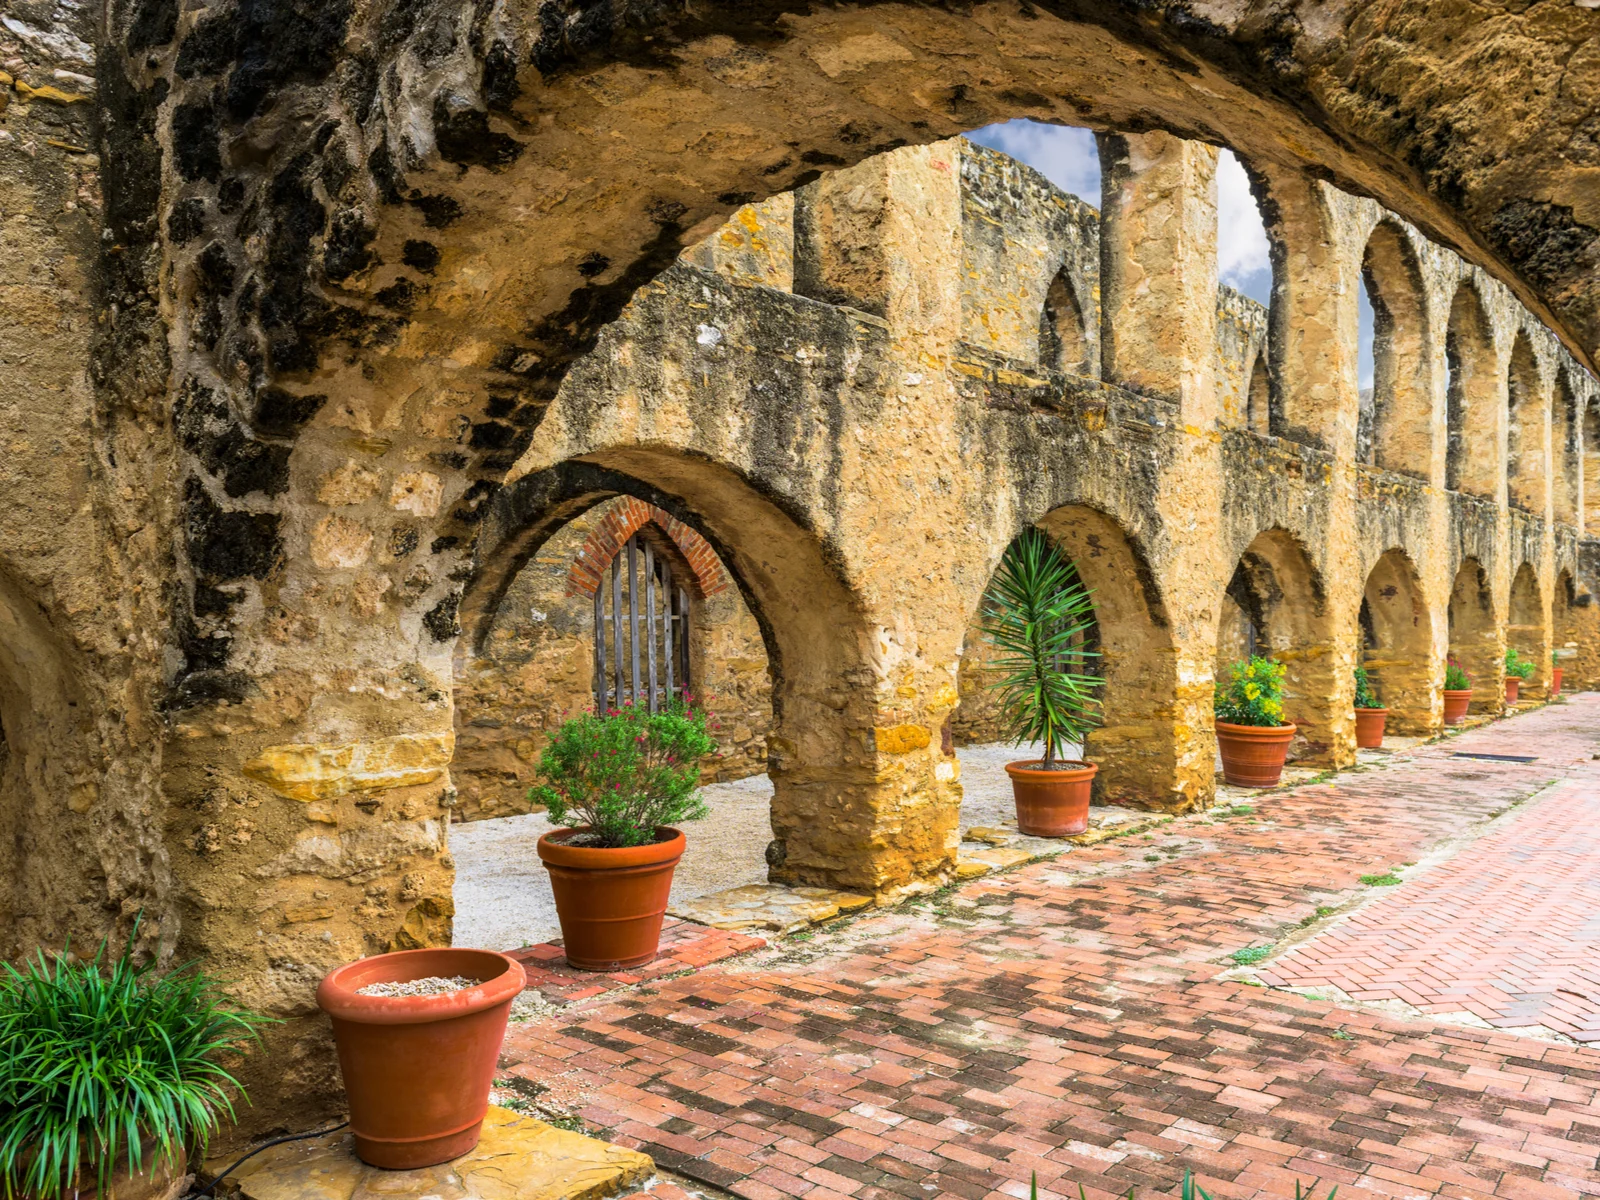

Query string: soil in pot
[538,827,685,971]
[317,947,526,1170]
[1354,707,1387,750]
[1215,721,1296,788]
[1442,689,1472,725]
[1505,677,1520,705]
[1004,761,1098,837]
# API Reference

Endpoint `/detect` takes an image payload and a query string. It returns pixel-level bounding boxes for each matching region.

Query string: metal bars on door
[593,533,691,712]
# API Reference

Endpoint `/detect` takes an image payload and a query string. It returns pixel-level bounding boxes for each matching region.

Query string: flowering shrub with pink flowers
[528,699,717,847]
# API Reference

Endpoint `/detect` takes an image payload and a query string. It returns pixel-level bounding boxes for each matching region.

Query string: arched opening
[1555,373,1580,526]
[1246,352,1271,436]
[1361,222,1430,478]
[1447,558,1501,710]
[1217,528,1341,764]
[1444,282,1499,498]
[1359,549,1436,733]
[1039,269,1090,375]
[1506,333,1546,513]
[1218,149,1277,432]
[1586,400,1600,530]
[1508,562,1547,698]
[955,504,1179,809]
[1554,568,1583,691]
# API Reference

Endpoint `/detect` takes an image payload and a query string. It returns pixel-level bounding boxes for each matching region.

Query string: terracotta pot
[1354,707,1387,749]
[1442,689,1472,725]
[317,947,525,1169]
[1553,667,1563,697]
[1505,677,1520,705]
[538,827,685,971]
[1215,721,1296,788]
[1004,760,1098,836]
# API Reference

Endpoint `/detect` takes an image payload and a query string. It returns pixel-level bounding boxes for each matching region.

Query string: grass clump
[1359,872,1402,886]
[1229,944,1273,966]
[1299,905,1338,927]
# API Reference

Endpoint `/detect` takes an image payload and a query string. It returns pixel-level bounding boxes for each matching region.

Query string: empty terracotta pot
[1505,677,1520,705]
[317,947,525,1169]
[1442,689,1472,725]
[1004,760,1098,836]
[1215,721,1296,788]
[538,827,685,971]
[1354,707,1387,749]
[1553,667,1564,696]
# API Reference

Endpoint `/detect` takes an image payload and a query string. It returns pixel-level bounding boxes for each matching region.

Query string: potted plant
[1353,666,1386,749]
[1,925,264,1200]
[1504,648,1535,704]
[530,698,716,970]
[1552,650,1563,697]
[979,527,1102,837]
[1214,656,1295,787]
[317,947,526,1168]
[1442,659,1472,725]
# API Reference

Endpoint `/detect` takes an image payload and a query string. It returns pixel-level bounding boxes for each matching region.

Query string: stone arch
[1361,221,1431,478]
[1555,371,1580,526]
[1508,561,1548,698]
[1447,557,1501,709]
[1359,548,1436,733]
[1444,281,1499,498]
[1506,332,1546,513]
[1587,397,1600,531]
[1038,268,1090,376]
[1218,528,1340,763]
[1246,352,1271,437]
[565,498,727,602]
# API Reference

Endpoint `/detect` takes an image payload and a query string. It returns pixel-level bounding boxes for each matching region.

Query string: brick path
[501,698,1600,1200]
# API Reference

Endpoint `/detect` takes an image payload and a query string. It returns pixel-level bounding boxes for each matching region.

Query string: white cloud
[963,120,1100,203]
[1216,149,1272,306]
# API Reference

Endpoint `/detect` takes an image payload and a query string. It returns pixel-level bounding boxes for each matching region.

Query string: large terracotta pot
[1004,760,1098,836]
[1354,707,1387,749]
[1505,677,1520,705]
[317,947,526,1169]
[1553,667,1564,696]
[1215,721,1296,788]
[538,826,685,971]
[1442,689,1472,725]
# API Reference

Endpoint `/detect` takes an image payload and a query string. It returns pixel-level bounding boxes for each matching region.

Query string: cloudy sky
[964,120,1376,389]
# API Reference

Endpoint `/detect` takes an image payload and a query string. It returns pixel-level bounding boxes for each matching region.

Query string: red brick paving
[501,697,1600,1200]
[508,918,767,1004]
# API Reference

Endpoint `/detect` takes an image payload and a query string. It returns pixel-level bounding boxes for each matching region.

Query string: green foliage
[1359,872,1402,886]
[978,527,1101,769]
[1352,666,1381,710]
[1229,944,1273,966]
[1504,648,1536,681]
[530,699,717,848]
[1443,658,1471,690]
[1299,905,1337,927]
[0,926,265,1200]
[1185,1171,1334,1200]
[1214,656,1288,727]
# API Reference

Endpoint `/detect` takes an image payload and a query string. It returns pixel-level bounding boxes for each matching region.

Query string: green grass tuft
[1359,872,1402,886]
[1229,944,1273,966]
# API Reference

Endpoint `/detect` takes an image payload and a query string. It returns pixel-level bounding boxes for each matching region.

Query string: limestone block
[955,846,1032,878]
[390,471,443,517]
[311,516,373,570]
[243,732,455,802]
[671,883,872,933]
[217,1107,652,1200]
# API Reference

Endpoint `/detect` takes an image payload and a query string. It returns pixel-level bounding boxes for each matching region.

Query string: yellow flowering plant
[1215,656,1288,727]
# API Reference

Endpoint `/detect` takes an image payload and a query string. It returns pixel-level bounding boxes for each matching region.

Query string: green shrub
[1504,648,1536,681]
[1214,656,1287,727]
[1353,666,1381,710]
[1443,659,1471,690]
[978,527,1101,768]
[530,699,717,848]
[0,928,264,1200]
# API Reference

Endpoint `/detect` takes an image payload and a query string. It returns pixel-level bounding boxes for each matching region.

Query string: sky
[964,119,1376,389]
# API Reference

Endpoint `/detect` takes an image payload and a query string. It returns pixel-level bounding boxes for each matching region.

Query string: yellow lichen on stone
[16,81,89,103]
[241,731,455,802]
[874,724,931,754]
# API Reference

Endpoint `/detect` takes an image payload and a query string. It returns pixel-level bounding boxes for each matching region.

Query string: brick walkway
[501,698,1600,1200]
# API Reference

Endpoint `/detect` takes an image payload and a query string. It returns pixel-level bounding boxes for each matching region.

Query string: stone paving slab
[500,696,1600,1200]
[669,885,874,934]
[218,1107,652,1200]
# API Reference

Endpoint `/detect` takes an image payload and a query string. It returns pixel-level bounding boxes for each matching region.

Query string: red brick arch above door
[565,497,728,599]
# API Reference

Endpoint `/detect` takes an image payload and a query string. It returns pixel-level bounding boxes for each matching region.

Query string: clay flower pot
[538,826,685,971]
[1504,677,1520,705]
[1442,689,1472,725]
[1553,667,1564,696]
[1354,707,1387,749]
[317,947,526,1170]
[1004,760,1098,836]
[1215,721,1296,788]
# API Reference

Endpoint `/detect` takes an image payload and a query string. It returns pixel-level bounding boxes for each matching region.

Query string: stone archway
[1445,282,1499,498]
[1508,562,1548,698]
[1218,528,1339,763]
[1448,557,1502,709]
[1361,221,1431,480]
[1359,549,1437,734]
[1506,334,1546,514]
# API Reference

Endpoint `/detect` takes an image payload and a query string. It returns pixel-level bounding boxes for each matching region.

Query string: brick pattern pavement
[508,918,767,1004]
[501,698,1600,1200]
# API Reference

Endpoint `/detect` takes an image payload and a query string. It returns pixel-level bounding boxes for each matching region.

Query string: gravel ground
[450,740,1064,951]
[355,974,482,997]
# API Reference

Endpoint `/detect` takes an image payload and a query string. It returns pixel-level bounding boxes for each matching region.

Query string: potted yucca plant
[1442,659,1472,724]
[530,698,716,969]
[978,527,1102,836]
[1214,656,1295,787]
[1504,648,1535,705]
[0,925,264,1200]
[1353,665,1386,749]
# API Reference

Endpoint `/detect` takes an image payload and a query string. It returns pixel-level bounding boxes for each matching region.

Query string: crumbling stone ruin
[0,0,1596,1140]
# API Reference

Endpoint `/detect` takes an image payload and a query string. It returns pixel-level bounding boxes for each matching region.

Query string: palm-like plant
[978,527,1102,769]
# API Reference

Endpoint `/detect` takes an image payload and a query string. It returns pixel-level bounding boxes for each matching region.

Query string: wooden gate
[594,533,691,712]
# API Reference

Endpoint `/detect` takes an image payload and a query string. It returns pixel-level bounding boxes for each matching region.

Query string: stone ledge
[214,1107,651,1200]
[669,883,873,933]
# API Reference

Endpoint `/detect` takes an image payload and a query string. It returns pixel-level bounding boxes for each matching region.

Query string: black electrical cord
[188,1122,350,1198]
